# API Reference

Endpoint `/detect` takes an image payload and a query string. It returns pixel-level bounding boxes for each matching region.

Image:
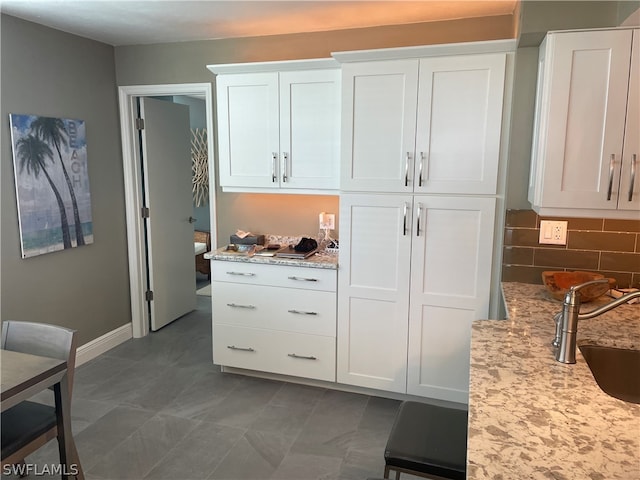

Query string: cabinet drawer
[212,261,336,291]
[212,282,336,336]
[213,324,336,382]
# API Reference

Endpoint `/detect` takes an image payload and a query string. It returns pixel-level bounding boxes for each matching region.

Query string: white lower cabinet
[338,193,495,403]
[212,262,337,382]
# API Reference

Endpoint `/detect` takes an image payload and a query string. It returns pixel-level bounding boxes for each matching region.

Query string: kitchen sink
[578,344,640,404]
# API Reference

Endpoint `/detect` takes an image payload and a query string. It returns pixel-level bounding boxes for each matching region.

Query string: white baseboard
[76,324,132,366]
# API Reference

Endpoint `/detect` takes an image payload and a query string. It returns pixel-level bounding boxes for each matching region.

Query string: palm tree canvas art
[9,113,93,258]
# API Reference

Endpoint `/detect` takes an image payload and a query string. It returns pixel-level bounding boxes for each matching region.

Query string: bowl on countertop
[542,271,616,302]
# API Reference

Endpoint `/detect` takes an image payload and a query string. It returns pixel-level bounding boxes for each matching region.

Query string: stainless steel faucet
[553,279,640,364]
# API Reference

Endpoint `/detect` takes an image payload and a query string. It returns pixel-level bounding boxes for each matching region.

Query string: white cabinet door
[406,196,496,402]
[534,29,633,210]
[337,193,413,393]
[415,54,505,194]
[341,60,419,193]
[216,73,280,188]
[279,70,340,189]
[618,31,640,212]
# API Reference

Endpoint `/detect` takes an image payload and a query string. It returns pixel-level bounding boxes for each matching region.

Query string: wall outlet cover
[539,220,568,245]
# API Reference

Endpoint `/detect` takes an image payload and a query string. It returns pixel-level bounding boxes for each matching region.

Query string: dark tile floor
[10,292,412,480]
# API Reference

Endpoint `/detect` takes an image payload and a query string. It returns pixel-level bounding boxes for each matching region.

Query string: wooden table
[1,349,81,478]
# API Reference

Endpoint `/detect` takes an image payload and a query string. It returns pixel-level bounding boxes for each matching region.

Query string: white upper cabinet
[340,53,506,194]
[279,70,340,190]
[216,72,280,189]
[211,61,340,192]
[529,28,640,218]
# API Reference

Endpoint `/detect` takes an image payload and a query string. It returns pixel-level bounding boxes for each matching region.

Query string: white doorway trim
[118,83,216,338]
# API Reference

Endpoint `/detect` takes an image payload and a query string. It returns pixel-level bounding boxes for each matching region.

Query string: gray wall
[1,15,131,345]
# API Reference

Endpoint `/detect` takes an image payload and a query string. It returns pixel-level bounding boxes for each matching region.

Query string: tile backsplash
[502,209,640,288]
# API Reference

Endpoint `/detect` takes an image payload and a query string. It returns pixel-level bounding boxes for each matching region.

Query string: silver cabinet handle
[226,303,256,309]
[418,152,425,187]
[607,154,615,201]
[629,154,637,202]
[403,202,408,236]
[282,152,288,183]
[287,353,317,360]
[288,276,318,282]
[227,345,255,352]
[288,309,318,315]
[416,203,423,237]
[404,152,410,187]
[226,271,256,276]
[272,152,278,182]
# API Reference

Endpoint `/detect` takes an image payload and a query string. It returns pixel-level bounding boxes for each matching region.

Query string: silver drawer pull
[287,353,317,360]
[288,276,318,282]
[272,152,278,182]
[288,309,318,315]
[404,152,410,187]
[629,153,637,202]
[227,345,255,352]
[607,154,615,201]
[418,152,425,187]
[227,303,256,309]
[226,271,255,276]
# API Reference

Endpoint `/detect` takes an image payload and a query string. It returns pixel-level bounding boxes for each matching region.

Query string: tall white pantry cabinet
[335,43,513,403]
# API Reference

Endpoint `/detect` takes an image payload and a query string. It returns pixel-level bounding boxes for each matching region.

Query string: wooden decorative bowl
[542,271,616,302]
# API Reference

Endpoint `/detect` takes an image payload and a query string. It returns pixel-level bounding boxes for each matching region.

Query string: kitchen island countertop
[468,282,640,479]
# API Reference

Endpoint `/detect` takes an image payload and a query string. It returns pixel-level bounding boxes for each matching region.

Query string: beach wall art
[9,114,94,258]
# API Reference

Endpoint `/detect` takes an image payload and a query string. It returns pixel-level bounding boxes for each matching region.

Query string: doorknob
[188,216,197,223]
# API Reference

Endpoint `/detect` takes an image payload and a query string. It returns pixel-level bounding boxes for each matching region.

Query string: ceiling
[0,0,518,46]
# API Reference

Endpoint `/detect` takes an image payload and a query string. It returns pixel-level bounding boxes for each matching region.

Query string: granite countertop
[205,246,338,270]
[468,282,640,479]
[204,234,338,270]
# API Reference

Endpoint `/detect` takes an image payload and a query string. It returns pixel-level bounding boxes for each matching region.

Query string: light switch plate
[539,220,568,245]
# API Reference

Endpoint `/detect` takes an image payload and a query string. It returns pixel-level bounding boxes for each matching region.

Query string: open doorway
[118,83,216,338]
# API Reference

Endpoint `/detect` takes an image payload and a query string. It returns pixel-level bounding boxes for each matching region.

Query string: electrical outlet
[539,220,568,245]
[319,212,335,230]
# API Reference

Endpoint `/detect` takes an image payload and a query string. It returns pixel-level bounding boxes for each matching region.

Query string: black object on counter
[294,238,318,253]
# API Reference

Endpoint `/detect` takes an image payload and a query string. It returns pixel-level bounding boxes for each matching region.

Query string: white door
[619,30,640,212]
[337,193,412,393]
[139,97,196,331]
[279,69,340,189]
[407,196,495,402]
[415,54,505,195]
[216,72,279,188]
[539,29,632,209]
[340,60,418,192]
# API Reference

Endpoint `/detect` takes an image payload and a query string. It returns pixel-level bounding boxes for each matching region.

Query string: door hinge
[141,206,150,218]
[135,118,145,130]
[145,290,154,301]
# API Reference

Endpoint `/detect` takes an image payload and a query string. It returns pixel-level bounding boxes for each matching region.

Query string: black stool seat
[384,401,468,480]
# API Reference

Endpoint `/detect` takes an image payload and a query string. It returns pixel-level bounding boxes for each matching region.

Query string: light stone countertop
[204,234,339,270]
[205,246,338,270]
[467,282,640,480]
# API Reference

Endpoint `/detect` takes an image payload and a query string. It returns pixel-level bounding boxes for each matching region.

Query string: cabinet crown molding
[331,39,516,63]
[545,26,638,37]
[207,58,339,75]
